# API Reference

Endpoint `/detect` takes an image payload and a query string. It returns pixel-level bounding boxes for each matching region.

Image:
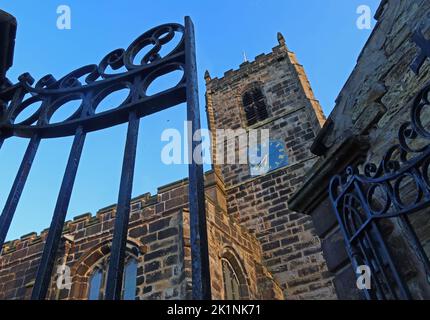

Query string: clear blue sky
[1,0,380,241]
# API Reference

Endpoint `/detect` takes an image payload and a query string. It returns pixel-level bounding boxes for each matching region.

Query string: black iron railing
[0,14,211,300]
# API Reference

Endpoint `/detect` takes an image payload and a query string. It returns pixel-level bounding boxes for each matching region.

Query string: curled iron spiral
[330,83,430,223]
[0,23,186,138]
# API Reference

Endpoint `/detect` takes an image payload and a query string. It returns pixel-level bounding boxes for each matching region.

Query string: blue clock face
[248,140,289,176]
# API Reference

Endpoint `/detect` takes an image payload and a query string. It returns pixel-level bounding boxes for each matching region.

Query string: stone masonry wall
[0,171,281,300]
[0,192,187,300]
[182,172,284,300]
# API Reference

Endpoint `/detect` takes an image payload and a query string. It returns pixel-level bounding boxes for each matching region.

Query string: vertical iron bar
[399,215,430,277]
[370,222,411,299]
[0,134,40,251]
[31,126,86,299]
[354,241,384,299]
[334,194,373,300]
[185,16,211,300]
[387,177,430,294]
[105,111,139,300]
[353,180,411,299]
[361,230,396,299]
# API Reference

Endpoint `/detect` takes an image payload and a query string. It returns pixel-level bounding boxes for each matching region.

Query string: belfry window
[242,88,269,126]
[88,257,137,300]
[222,259,241,300]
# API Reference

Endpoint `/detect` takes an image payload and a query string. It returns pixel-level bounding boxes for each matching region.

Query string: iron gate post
[184,16,212,300]
[105,111,140,300]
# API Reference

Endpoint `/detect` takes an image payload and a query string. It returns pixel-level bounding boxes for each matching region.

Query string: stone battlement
[205,34,289,90]
[1,170,220,255]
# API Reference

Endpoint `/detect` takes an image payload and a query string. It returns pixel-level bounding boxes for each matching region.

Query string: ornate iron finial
[411,27,430,75]
[277,32,286,47]
[204,70,211,82]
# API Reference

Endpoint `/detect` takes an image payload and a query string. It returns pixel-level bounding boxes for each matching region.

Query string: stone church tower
[205,33,333,299]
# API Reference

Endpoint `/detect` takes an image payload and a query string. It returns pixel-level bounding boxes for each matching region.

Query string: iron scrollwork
[0,23,186,139]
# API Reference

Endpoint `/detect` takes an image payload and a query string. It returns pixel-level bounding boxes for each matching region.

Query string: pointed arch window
[222,259,241,300]
[122,259,138,300]
[88,268,103,300]
[87,256,138,300]
[242,87,269,126]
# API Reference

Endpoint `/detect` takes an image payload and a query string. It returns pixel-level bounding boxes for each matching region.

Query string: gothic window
[242,87,269,126]
[88,268,103,300]
[222,259,241,300]
[122,259,138,300]
[87,257,137,300]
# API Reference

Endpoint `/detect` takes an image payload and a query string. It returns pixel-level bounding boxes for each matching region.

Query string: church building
[0,33,335,300]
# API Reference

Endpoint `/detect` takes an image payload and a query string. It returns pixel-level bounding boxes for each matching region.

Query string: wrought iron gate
[0,12,211,300]
[329,28,430,300]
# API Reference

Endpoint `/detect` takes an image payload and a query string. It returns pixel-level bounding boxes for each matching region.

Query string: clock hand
[258,154,268,168]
